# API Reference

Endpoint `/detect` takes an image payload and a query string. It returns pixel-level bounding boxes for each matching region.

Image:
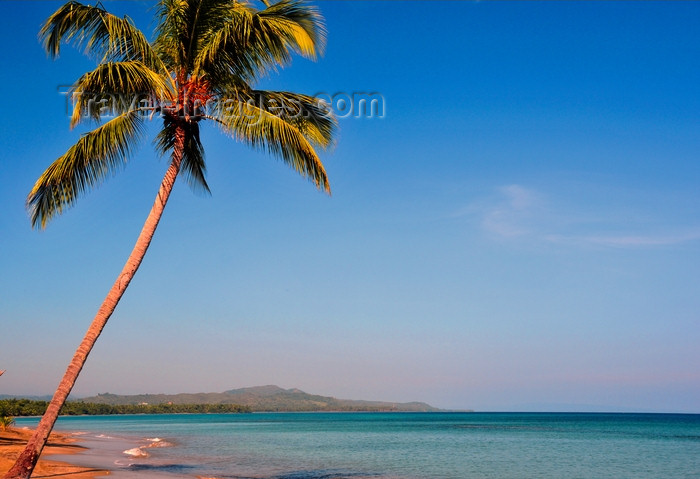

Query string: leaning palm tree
[5,1,334,477]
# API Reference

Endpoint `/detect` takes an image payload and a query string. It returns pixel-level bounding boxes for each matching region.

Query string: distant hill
[79,385,440,412]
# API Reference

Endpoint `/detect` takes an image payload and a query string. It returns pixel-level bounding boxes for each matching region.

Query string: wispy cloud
[480,185,542,238]
[578,231,700,247]
[466,184,700,248]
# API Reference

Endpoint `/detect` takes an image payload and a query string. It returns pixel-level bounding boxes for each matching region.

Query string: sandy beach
[0,427,109,479]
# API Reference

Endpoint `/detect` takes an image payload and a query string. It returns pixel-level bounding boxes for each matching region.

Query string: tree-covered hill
[80,385,441,412]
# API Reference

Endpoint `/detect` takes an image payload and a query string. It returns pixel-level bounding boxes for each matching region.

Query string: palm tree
[5,1,334,477]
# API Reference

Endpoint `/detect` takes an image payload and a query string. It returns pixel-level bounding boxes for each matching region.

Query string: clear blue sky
[1,1,699,412]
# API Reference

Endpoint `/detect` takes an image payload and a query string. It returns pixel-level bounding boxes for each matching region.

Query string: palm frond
[190,2,259,81]
[155,0,237,72]
[234,90,336,149]
[70,61,175,127]
[208,95,330,193]
[257,0,326,59]
[192,0,325,82]
[180,122,209,194]
[39,0,165,73]
[155,115,210,194]
[154,0,190,71]
[27,111,144,229]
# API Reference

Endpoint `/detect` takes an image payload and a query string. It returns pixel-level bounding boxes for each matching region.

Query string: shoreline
[0,427,110,478]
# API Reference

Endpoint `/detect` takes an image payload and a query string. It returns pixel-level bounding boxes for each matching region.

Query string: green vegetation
[81,385,442,412]
[0,415,15,431]
[0,399,250,416]
[1,387,440,415]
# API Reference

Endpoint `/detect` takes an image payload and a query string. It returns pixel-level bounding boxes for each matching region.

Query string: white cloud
[468,184,700,248]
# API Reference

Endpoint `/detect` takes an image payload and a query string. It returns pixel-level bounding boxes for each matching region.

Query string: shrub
[0,415,15,431]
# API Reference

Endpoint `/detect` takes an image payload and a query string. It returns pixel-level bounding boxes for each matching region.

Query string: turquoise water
[16,412,700,479]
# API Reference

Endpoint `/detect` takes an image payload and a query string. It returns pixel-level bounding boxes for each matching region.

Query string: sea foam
[146,437,174,448]
[122,447,149,458]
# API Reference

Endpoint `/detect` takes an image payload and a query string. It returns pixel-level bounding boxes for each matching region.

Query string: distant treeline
[0,398,251,416]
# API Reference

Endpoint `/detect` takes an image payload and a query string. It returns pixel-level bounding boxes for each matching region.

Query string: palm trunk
[4,126,186,479]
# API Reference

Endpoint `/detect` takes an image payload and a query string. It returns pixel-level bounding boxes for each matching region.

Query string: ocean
[15,412,700,479]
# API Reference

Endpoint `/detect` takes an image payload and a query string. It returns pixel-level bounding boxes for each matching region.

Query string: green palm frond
[155,115,210,193]
[71,61,175,127]
[154,0,191,71]
[192,0,325,82]
[257,0,326,59]
[69,61,173,127]
[154,0,227,72]
[188,2,261,81]
[40,1,165,72]
[208,95,330,193]
[28,111,144,229]
[180,123,209,194]
[235,90,336,149]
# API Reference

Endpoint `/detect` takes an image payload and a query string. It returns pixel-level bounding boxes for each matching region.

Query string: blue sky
[1,1,699,412]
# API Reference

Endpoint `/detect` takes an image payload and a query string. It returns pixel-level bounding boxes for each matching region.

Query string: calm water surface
[16,412,700,479]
